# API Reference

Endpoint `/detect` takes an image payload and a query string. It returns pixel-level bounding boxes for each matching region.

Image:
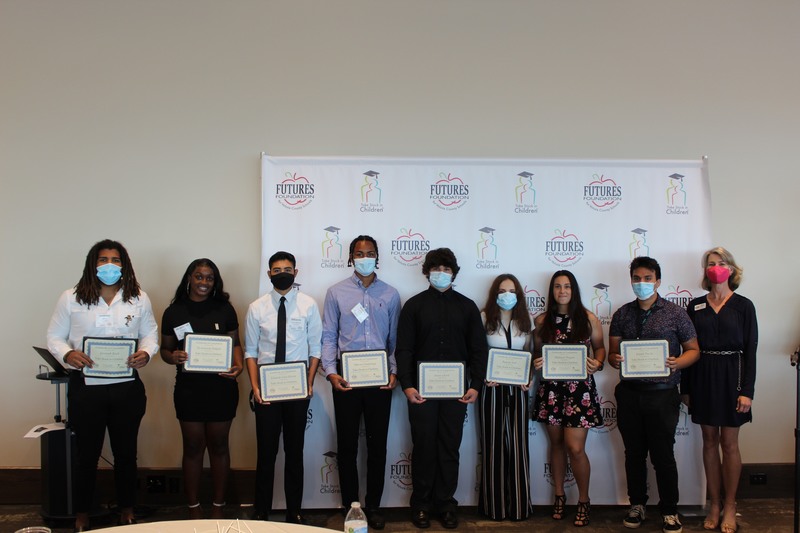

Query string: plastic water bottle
[344,501,368,533]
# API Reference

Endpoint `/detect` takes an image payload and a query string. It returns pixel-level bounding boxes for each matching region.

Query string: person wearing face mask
[46,239,158,531]
[244,251,321,525]
[608,256,699,533]
[320,235,401,530]
[477,274,533,522]
[681,248,757,533]
[396,248,488,530]
[532,270,606,527]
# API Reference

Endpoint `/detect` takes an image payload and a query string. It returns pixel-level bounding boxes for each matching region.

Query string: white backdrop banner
[259,154,711,509]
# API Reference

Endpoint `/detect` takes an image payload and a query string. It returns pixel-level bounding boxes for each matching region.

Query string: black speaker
[40,426,77,519]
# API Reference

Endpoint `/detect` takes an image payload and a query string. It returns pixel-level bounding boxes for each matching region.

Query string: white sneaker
[623,504,646,528]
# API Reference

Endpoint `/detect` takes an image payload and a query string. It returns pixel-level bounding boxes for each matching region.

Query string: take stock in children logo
[430,172,469,210]
[514,171,538,213]
[359,170,384,213]
[590,283,613,326]
[321,226,347,269]
[319,451,340,495]
[390,452,413,491]
[276,171,315,210]
[545,229,585,267]
[665,173,689,215]
[584,173,623,211]
[628,228,651,259]
[476,227,499,270]
[391,227,430,266]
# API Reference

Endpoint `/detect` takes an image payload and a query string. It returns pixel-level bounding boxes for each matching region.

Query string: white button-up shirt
[244,287,322,365]
[47,288,159,385]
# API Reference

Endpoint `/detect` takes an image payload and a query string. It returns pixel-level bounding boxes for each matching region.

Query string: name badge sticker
[694,303,707,311]
[351,303,369,323]
[95,314,113,328]
[173,322,194,341]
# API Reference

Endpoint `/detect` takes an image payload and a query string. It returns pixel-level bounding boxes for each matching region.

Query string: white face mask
[353,257,376,276]
[429,271,453,290]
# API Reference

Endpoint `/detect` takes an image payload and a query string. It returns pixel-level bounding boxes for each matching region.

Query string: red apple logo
[395,228,426,263]
[550,229,581,263]
[586,174,619,209]
[281,172,311,206]
[434,173,465,207]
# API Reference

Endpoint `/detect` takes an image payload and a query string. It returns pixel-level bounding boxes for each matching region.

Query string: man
[608,256,700,533]
[245,251,322,524]
[321,235,401,530]
[395,248,488,530]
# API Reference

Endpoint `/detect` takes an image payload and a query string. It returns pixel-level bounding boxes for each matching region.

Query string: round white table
[96,520,340,533]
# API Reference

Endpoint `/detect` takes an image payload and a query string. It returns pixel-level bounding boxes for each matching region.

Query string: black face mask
[270,272,295,291]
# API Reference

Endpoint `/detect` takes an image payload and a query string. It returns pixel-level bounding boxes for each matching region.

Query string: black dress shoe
[411,509,430,529]
[251,509,269,521]
[365,507,386,530]
[440,510,459,529]
[285,513,308,524]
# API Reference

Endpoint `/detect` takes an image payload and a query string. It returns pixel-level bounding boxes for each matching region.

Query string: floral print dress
[534,314,603,428]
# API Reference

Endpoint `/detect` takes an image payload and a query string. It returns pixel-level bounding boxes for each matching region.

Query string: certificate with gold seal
[542,344,587,381]
[620,339,670,379]
[82,337,137,378]
[259,361,309,402]
[486,348,532,386]
[418,361,465,399]
[341,350,389,388]
[184,333,233,373]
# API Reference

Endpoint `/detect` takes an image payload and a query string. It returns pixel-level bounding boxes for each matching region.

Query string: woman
[160,258,243,519]
[533,270,605,528]
[478,273,533,521]
[683,247,757,533]
[47,239,158,531]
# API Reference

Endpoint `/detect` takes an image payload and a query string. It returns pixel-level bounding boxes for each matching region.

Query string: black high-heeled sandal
[552,494,566,520]
[574,500,591,527]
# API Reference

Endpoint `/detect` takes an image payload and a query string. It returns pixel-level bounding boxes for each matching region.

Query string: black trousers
[615,383,681,515]
[332,387,392,509]
[67,373,147,513]
[407,399,467,514]
[253,398,310,515]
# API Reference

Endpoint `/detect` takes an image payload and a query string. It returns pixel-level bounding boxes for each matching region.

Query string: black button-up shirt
[396,286,488,390]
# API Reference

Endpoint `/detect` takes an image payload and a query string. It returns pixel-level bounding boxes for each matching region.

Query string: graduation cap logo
[591,283,613,317]
[629,228,650,259]
[320,451,338,483]
[666,173,688,207]
[361,170,383,204]
[515,171,536,205]
[477,227,498,261]
[322,226,343,260]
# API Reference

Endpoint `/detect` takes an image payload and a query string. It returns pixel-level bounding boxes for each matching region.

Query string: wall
[1,0,798,472]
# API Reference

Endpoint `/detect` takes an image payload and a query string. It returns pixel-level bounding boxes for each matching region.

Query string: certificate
[620,339,670,379]
[184,333,233,373]
[486,348,532,386]
[259,361,309,402]
[418,361,465,399]
[542,344,588,381]
[341,350,389,388]
[82,337,136,378]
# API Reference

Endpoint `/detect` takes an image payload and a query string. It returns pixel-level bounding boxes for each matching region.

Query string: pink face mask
[706,265,731,285]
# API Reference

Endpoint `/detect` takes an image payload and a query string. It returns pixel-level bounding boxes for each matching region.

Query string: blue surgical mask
[96,263,122,285]
[496,292,517,310]
[429,271,453,290]
[632,282,656,300]
[354,257,376,277]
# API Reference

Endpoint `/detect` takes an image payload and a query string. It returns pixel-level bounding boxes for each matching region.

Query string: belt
[619,380,676,391]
